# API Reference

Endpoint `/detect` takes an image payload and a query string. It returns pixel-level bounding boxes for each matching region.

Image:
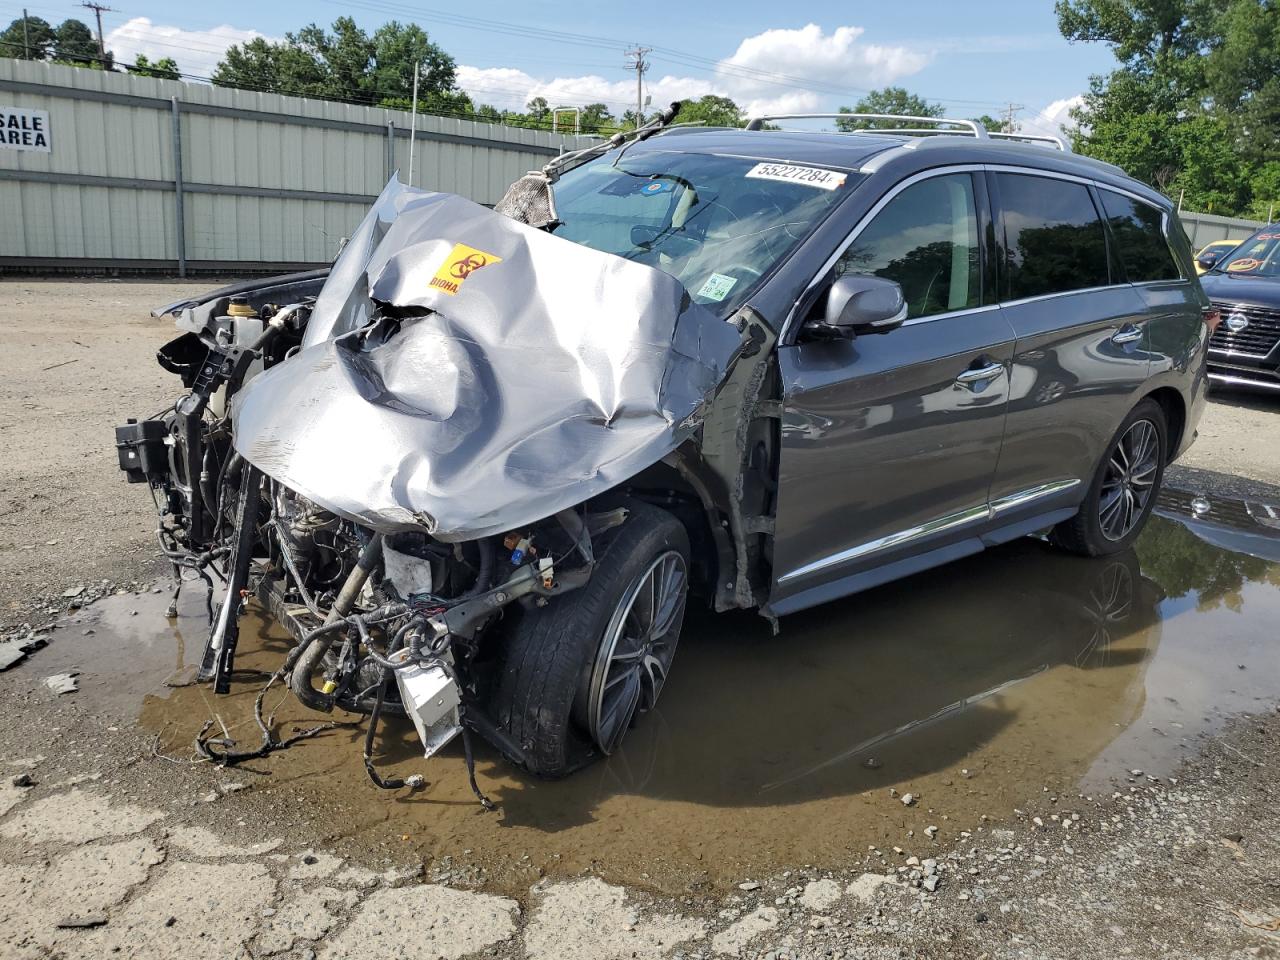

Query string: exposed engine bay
[115,106,783,798]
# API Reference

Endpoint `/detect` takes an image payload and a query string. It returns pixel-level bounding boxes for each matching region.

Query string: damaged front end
[116,174,753,795]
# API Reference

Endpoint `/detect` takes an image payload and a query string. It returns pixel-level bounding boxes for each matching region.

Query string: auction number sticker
[1226,257,1261,272]
[745,162,847,191]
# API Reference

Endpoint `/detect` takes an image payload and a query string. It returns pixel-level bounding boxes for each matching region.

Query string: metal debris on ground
[43,673,79,695]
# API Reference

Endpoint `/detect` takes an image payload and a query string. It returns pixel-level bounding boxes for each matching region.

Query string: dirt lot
[1,278,1279,959]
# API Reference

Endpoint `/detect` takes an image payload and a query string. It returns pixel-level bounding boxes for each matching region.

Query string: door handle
[955,362,1004,386]
[1111,324,1143,345]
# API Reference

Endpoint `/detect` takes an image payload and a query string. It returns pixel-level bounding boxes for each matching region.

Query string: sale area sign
[0,106,51,152]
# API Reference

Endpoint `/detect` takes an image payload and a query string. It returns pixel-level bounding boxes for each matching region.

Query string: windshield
[550,149,858,315]
[1214,229,1280,277]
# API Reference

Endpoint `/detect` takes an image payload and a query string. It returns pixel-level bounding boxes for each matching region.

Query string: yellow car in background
[1195,239,1240,274]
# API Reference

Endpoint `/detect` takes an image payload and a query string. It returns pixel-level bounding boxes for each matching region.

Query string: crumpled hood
[231,182,743,540]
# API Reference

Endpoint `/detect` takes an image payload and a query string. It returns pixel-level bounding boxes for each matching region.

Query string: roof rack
[742,113,1070,152]
[987,131,1069,151]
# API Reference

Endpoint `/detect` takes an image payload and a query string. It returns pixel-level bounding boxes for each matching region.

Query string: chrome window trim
[998,285,1117,309]
[783,162,1180,341]
[777,477,1082,586]
[900,303,1000,327]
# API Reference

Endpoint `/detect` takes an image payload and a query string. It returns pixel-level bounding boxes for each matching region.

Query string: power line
[623,45,650,121]
[79,1,113,57]
[1000,102,1023,134]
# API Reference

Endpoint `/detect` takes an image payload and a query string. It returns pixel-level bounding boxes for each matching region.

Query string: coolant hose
[289,534,384,711]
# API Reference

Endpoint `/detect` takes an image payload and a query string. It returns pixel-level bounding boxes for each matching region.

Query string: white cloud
[456,23,931,120]
[106,17,272,79]
[717,24,930,111]
[1021,95,1085,142]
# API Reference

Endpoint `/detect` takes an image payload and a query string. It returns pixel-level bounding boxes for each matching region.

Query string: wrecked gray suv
[116,109,1210,789]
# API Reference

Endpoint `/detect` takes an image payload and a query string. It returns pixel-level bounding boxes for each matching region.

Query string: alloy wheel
[587,550,687,754]
[1099,419,1160,541]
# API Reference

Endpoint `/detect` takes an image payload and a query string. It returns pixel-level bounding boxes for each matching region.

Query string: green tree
[676,94,741,128]
[211,36,327,96]
[974,113,1007,133]
[1,15,58,60]
[370,21,455,102]
[128,54,181,81]
[579,102,615,133]
[837,87,944,130]
[1056,0,1278,216]
[213,17,457,105]
[52,18,100,65]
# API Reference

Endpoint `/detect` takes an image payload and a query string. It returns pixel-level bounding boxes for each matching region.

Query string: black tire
[1050,398,1167,557]
[492,501,690,779]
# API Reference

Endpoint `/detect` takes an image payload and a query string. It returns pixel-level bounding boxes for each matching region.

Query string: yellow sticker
[429,242,503,295]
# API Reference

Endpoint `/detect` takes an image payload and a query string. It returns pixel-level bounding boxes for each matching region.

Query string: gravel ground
[1,277,1279,959]
[0,680,1276,959]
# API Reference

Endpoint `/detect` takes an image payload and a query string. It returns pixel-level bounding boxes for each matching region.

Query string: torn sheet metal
[232,184,742,541]
[304,177,417,347]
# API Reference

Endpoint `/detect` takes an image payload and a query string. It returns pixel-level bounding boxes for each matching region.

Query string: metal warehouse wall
[1178,210,1266,248]
[0,60,584,272]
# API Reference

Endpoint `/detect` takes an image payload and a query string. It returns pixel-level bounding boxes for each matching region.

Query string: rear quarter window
[995,173,1111,300]
[1098,190,1181,282]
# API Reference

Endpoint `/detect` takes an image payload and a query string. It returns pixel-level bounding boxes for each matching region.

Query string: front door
[769,170,1016,616]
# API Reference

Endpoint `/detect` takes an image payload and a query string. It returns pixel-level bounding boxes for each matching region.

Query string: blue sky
[6,1,1118,134]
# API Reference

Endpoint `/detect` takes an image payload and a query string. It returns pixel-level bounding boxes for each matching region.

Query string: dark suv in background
[1196,225,1280,392]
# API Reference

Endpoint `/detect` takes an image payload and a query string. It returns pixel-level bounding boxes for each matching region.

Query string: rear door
[986,170,1153,516]
[769,169,1017,615]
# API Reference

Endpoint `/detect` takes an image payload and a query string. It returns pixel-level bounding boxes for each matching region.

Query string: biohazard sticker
[745,162,847,191]
[430,243,503,295]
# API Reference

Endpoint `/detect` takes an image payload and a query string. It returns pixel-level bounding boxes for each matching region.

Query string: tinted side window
[996,173,1110,300]
[1098,190,1181,282]
[836,173,980,319]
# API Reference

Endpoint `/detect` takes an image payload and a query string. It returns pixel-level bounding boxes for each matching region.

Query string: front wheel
[1050,398,1167,556]
[492,502,690,778]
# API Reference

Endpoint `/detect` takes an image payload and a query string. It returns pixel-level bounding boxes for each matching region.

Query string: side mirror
[1195,253,1221,272]
[807,274,907,338]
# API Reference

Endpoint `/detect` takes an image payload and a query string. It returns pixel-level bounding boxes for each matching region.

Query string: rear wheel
[492,502,690,778]
[1050,398,1166,556]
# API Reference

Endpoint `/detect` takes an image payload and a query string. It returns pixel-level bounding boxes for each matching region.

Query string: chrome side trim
[776,504,991,584]
[778,478,1084,586]
[990,479,1081,514]
[1208,372,1280,392]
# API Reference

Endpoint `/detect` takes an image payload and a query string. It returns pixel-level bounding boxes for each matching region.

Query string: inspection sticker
[429,242,503,295]
[745,162,846,191]
[697,272,739,302]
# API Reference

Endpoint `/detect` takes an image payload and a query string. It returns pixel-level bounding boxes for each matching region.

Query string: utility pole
[22,8,29,58]
[624,45,651,124]
[1000,102,1023,134]
[80,2,114,58]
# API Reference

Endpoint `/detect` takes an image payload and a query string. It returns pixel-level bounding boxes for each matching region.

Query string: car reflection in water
[521,536,1163,813]
[521,494,1279,817]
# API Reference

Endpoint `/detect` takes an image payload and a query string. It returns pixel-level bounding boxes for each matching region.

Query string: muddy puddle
[16,489,1280,895]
